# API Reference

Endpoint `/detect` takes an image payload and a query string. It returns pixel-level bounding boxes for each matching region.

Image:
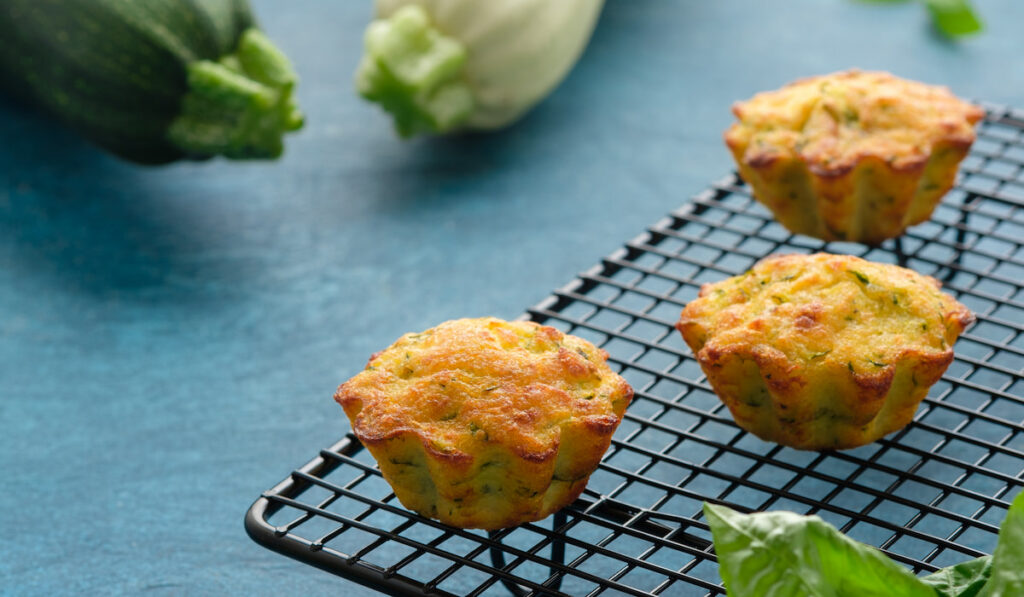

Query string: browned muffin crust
[336,317,633,528]
[724,70,983,244]
[677,253,973,450]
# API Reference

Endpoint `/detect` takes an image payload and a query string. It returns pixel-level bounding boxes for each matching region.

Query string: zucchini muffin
[676,254,973,450]
[725,70,983,245]
[335,317,633,529]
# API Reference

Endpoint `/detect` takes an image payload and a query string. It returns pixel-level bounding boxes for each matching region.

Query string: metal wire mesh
[246,105,1024,596]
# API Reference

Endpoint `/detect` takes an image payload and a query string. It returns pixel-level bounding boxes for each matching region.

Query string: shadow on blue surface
[0,96,243,304]
[0,0,657,305]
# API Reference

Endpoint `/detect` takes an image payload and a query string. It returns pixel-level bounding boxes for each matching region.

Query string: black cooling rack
[246,105,1024,596]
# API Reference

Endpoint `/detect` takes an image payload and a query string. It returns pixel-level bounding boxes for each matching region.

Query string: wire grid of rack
[246,105,1024,596]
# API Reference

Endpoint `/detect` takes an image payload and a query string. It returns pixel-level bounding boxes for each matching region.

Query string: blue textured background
[3,1,1023,594]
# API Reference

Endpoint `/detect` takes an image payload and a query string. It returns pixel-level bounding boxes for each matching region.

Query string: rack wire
[246,105,1024,596]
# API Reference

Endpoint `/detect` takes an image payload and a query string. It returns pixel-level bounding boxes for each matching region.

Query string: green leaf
[703,502,937,597]
[922,556,991,597]
[979,492,1024,596]
[923,0,983,37]
[854,0,983,38]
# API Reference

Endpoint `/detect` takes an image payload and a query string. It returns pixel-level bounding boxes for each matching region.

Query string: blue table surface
[3,1,1024,594]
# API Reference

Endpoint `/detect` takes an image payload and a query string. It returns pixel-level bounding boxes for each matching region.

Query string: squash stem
[168,29,304,160]
[355,5,474,138]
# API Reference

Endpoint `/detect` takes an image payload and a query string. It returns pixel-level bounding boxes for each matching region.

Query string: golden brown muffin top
[336,317,632,463]
[726,70,983,175]
[678,254,973,374]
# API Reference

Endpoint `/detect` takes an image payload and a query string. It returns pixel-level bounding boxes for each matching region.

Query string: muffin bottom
[703,349,951,450]
[731,142,970,245]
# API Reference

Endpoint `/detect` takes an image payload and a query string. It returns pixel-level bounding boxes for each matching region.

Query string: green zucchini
[0,0,303,164]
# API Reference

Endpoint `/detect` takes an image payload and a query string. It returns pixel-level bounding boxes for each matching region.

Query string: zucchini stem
[355,5,474,137]
[168,29,304,159]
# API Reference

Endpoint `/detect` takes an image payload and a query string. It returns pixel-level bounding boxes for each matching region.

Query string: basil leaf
[923,0,983,37]
[854,0,983,38]
[979,492,1024,596]
[703,502,937,597]
[922,556,991,597]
